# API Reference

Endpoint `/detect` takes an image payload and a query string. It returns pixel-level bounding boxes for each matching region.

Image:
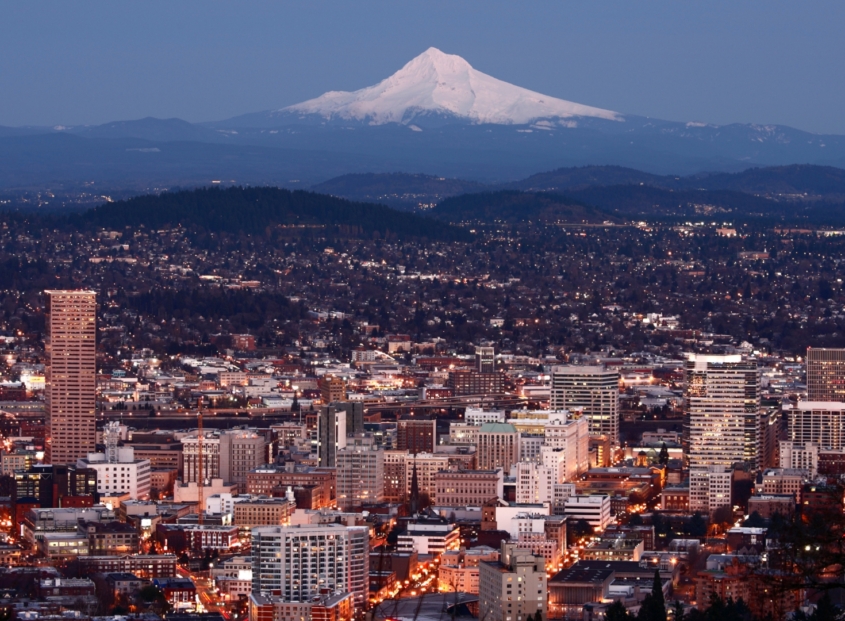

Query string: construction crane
[197,397,204,528]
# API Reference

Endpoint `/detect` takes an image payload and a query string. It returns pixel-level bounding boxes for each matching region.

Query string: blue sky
[1,1,843,133]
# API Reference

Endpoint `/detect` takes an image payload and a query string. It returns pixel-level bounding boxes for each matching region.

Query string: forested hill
[72,186,468,241]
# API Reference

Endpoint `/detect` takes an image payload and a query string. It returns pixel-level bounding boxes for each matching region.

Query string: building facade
[46,290,97,465]
[550,366,619,441]
[807,348,845,402]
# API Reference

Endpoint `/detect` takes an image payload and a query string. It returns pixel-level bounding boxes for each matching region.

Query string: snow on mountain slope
[282,47,623,125]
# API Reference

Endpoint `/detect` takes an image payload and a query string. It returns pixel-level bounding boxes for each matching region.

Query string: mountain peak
[282,48,622,126]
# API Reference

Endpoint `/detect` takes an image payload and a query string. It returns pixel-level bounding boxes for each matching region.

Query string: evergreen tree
[659,442,669,465]
[606,600,631,621]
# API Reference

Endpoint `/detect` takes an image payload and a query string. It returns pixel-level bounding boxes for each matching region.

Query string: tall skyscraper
[685,354,762,513]
[45,290,97,466]
[550,366,619,441]
[807,348,845,402]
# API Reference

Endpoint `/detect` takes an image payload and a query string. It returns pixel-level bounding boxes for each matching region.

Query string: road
[177,566,231,619]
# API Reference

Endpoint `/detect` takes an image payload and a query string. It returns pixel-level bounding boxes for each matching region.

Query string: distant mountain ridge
[308,164,845,213]
[3,48,845,189]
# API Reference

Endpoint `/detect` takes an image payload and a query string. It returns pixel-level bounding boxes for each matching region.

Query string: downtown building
[251,523,368,606]
[685,354,763,514]
[550,366,619,442]
[807,348,845,402]
[45,290,97,465]
[335,435,384,511]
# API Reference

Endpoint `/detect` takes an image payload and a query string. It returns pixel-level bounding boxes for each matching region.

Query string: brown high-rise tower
[45,290,97,465]
[807,348,845,402]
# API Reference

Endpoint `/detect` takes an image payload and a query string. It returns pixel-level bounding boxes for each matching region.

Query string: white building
[251,523,368,605]
[550,366,619,441]
[785,401,845,450]
[76,447,151,500]
[397,519,460,555]
[685,354,762,514]
[515,462,555,505]
[543,414,590,482]
[494,503,550,538]
[779,441,819,476]
[562,495,612,531]
[464,408,506,426]
[689,466,733,514]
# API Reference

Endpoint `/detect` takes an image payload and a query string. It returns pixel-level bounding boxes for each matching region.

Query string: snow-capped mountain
[279,47,622,126]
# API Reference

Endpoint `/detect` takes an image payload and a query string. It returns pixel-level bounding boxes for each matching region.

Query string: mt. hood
[278,47,622,126]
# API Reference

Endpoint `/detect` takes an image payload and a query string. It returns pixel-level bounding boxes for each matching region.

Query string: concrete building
[476,423,520,472]
[77,447,151,500]
[319,375,347,404]
[689,466,733,514]
[404,453,450,500]
[464,408,506,426]
[550,366,619,441]
[563,495,612,531]
[761,468,806,500]
[807,348,845,402]
[434,469,504,506]
[543,414,591,482]
[219,429,268,493]
[476,346,496,373]
[232,497,295,528]
[449,422,480,445]
[779,441,819,476]
[479,541,547,621]
[336,436,384,511]
[397,518,460,555]
[685,354,762,514]
[181,432,221,483]
[438,546,499,594]
[785,402,845,450]
[251,523,368,607]
[516,461,556,505]
[383,449,408,502]
[317,405,347,468]
[46,290,97,465]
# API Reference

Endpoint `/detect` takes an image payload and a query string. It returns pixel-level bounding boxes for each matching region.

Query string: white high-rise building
[543,413,590,482]
[785,402,845,450]
[515,461,555,504]
[689,466,733,514]
[550,366,619,442]
[685,354,761,514]
[251,523,367,603]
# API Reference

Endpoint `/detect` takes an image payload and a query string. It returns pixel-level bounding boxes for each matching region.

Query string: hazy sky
[2,1,844,133]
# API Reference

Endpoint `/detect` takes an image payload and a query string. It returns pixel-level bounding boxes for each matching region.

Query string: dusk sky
[2,1,844,133]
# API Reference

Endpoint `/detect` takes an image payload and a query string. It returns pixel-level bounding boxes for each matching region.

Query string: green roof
[479,422,518,433]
